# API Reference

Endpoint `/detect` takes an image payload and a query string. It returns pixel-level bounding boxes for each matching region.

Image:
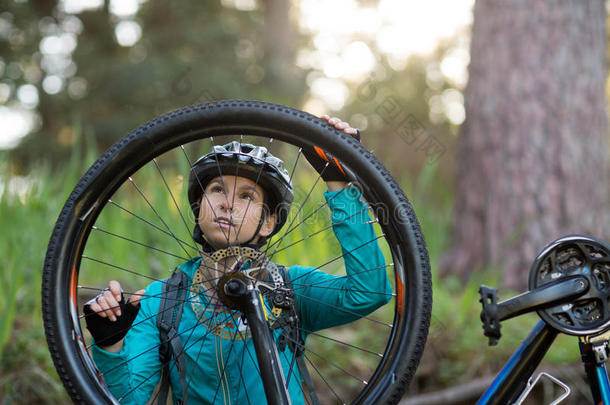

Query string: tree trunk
[262,0,295,90]
[442,0,610,290]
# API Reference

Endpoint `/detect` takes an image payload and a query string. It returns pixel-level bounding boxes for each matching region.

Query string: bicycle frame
[478,320,610,404]
[579,340,610,404]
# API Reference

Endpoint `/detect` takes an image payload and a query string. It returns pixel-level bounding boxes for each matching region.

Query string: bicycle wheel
[42,100,431,404]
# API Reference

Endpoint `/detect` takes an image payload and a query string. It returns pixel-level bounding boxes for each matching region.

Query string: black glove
[83,292,141,347]
[303,129,361,182]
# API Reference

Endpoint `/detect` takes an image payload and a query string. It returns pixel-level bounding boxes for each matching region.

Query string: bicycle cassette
[529,235,610,336]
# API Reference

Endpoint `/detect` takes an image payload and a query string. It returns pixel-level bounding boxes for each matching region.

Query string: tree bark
[262,0,296,90]
[442,0,610,290]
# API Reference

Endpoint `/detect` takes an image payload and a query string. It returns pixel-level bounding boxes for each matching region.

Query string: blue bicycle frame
[478,320,610,404]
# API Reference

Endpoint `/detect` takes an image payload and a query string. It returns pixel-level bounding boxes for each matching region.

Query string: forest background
[1,0,609,403]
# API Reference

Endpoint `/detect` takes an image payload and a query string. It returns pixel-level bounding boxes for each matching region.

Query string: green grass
[0,133,100,402]
[0,171,78,402]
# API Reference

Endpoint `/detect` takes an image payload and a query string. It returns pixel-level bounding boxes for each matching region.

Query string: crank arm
[480,276,589,345]
[496,276,590,321]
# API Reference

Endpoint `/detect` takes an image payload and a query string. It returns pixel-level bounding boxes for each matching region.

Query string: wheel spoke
[181,142,232,258]
[210,320,243,405]
[127,176,193,259]
[232,139,275,250]
[263,162,329,261]
[304,354,346,405]
[282,333,368,385]
[263,184,355,255]
[291,283,395,298]
[291,263,394,290]
[279,344,310,403]
[115,310,228,401]
[232,313,255,405]
[290,289,393,328]
[113,281,250,401]
[152,158,198,248]
[91,226,190,262]
[289,234,386,284]
[207,136,239,252]
[303,329,384,357]
[82,256,164,283]
[107,199,198,251]
[269,205,370,261]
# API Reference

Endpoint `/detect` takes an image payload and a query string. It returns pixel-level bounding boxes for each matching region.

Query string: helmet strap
[241,205,267,247]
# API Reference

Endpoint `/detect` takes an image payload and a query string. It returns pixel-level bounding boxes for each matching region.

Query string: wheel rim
[43,101,431,405]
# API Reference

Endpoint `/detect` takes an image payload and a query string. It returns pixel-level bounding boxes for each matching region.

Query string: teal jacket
[91,186,392,404]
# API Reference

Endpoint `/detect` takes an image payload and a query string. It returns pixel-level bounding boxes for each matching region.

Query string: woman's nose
[219,193,234,211]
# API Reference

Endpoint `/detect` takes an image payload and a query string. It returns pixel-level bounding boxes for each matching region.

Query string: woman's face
[197,175,276,249]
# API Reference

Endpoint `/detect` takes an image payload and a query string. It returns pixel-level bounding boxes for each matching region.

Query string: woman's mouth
[215,217,234,228]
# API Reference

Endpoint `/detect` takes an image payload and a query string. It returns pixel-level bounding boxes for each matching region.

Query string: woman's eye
[241,193,254,201]
[211,186,223,193]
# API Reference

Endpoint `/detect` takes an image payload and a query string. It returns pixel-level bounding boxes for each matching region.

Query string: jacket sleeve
[291,185,392,333]
[90,281,164,404]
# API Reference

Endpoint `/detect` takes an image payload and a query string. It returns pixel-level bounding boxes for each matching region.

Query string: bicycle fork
[224,278,292,405]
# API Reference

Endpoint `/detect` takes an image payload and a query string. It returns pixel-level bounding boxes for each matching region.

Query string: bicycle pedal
[513,372,570,405]
[479,285,502,345]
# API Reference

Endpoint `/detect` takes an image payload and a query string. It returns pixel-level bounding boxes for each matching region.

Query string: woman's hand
[320,115,359,136]
[320,115,360,191]
[83,280,146,352]
[303,115,361,191]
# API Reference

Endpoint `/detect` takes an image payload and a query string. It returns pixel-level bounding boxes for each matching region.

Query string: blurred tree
[442,0,610,289]
[262,0,296,92]
[3,0,307,170]
[337,36,465,185]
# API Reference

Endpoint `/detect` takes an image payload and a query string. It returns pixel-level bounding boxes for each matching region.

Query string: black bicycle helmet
[188,141,294,250]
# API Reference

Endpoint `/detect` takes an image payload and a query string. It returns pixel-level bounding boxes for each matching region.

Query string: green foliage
[0,171,44,353]
[1,317,66,403]
[0,131,97,402]
[0,165,73,402]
